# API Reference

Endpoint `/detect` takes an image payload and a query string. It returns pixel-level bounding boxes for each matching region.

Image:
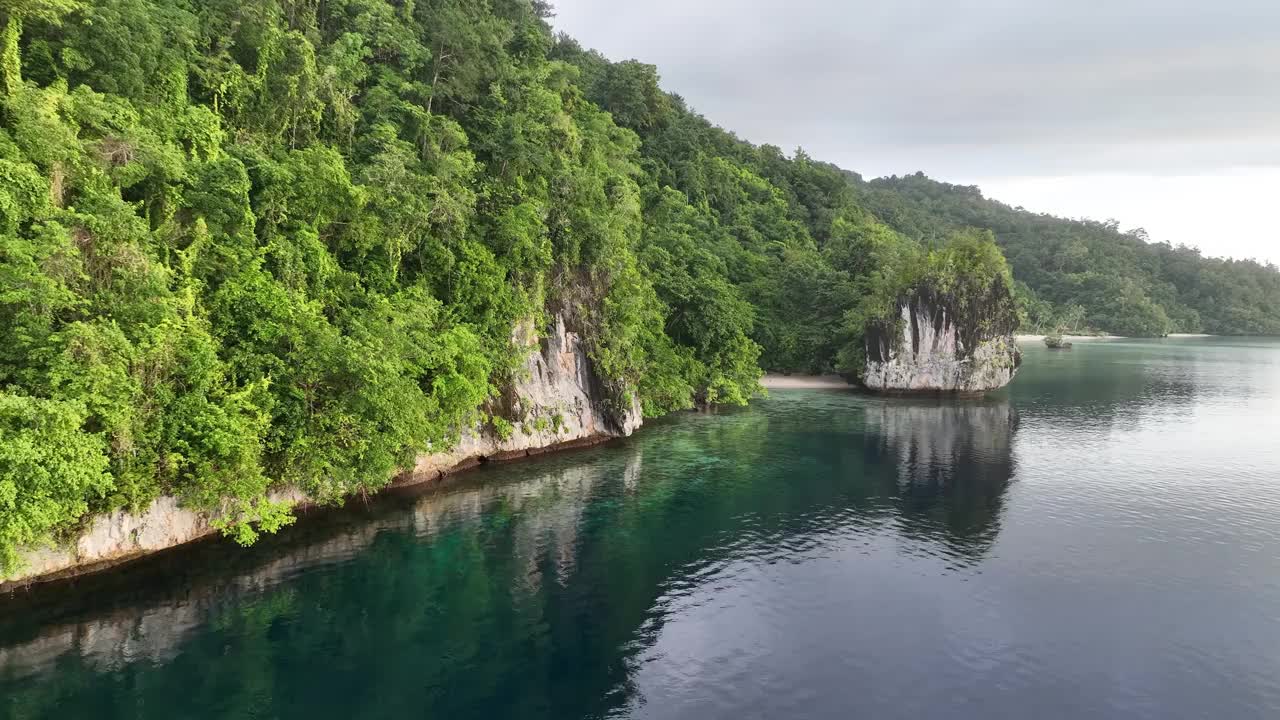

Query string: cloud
[549,0,1280,178]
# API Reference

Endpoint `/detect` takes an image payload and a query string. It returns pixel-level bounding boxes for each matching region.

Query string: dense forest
[0,0,1276,570]
[861,175,1280,337]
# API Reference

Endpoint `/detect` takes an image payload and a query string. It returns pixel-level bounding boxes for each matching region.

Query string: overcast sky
[549,0,1280,265]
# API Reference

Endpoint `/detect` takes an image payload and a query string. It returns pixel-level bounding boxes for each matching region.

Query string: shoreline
[1016,333,1215,342]
[6,332,1229,592]
[1,432,623,595]
[1015,334,1119,342]
[3,313,640,593]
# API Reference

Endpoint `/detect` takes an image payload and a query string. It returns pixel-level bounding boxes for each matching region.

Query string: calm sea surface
[2,337,1279,719]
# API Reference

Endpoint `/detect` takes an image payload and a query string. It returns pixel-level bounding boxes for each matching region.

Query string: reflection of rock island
[0,450,641,681]
[865,399,1018,558]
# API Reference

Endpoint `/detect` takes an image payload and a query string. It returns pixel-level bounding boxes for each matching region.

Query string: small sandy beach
[761,374,854,389]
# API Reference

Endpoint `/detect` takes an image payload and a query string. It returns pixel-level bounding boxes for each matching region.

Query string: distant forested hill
[862,173,1280,336]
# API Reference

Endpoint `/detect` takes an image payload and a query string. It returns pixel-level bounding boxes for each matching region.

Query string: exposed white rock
[410,312,642,481]
[4,490,311,587]
[4,314,641,588]
[861,297,1021,395]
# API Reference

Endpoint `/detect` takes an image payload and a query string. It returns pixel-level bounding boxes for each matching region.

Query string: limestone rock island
[857,233,1022,395]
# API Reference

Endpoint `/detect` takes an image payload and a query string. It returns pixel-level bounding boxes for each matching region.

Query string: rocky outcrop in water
[861,288,1021,395]
[4,314,641,588]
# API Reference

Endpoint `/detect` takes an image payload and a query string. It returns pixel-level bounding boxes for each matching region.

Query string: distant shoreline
[1015,333,1214,342]
[1015,334,1119,342]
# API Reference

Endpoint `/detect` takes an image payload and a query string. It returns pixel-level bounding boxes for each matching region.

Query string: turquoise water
[2,337,1280,719]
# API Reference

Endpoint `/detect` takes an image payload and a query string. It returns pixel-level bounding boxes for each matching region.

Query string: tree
[0,0,82,94]
[0,393,111,572]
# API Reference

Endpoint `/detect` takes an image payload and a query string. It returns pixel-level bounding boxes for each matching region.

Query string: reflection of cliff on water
[863,398,1018,560]
[0,449,641,682]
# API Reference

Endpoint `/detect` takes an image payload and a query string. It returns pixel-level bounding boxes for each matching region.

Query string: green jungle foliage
[863,173,1280,336]
[0,0,1275,569]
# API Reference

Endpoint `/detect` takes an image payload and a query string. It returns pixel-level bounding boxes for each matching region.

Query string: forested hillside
[0,0,1275,570]
[863,174,1280,336]
[549,39,1025,376]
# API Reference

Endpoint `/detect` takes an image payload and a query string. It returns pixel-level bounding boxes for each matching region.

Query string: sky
[548,0,1280,265]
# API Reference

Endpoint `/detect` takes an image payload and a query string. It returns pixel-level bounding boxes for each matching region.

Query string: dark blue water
[2,337,1279,719]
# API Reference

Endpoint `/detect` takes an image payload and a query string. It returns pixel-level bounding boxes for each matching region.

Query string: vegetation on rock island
[1,0,1277,570]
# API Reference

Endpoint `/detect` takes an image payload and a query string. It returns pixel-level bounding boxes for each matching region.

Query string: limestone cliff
[411,313,642,480]
[860,288,1021,395]
[3,314,640,588]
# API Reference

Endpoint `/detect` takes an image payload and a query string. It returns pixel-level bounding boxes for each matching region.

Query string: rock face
[860,290,1021,395]
[7,498,205,586]
[4,314,641,588]
[409,313,642,481]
